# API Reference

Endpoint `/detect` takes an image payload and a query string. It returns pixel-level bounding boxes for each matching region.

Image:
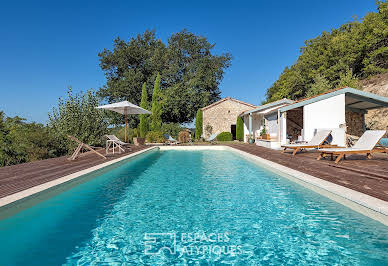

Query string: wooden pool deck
[0,146,148,199]
[227,143,388,202]
[0,143,387,203]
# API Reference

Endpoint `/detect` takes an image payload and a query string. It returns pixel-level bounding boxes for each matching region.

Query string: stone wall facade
[361,72,388,135]
[286,109,303,141]
[345,111,364,137]
[202,98,255,139]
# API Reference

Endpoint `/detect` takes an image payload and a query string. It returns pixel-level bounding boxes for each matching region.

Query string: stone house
[202,97,256,139]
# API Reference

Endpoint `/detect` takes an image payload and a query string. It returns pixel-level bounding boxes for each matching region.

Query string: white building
[241,87,388,149]
[241,99,293,149]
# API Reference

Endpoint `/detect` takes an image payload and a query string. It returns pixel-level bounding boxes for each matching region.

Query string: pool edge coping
[0,147,159,208]
[159,145,388,225]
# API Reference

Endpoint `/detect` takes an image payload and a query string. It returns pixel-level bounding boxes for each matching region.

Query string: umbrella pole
[125,113,127,143]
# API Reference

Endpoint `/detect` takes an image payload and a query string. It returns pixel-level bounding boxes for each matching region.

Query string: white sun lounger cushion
[319,130,385,152]
[283,130,331,148]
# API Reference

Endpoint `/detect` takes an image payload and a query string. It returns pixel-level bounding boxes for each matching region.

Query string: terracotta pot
[261,134,270,140]
[133,137,145,146]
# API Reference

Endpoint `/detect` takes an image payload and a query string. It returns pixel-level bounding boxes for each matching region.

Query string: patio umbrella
[97,101,151,142]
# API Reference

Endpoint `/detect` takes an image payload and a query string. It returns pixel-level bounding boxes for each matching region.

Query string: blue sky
[0,0,378,123]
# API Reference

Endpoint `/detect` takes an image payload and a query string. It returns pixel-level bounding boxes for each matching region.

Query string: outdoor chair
[317,130,387,164]
[207,133,218,143]
[281,130,337,155]
[67,135,106,161]
[164,134,179,145]
[105,135,132,154]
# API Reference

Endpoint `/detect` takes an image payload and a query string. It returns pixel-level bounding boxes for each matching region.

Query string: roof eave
[242,98,294,116]
[279,87,388,112]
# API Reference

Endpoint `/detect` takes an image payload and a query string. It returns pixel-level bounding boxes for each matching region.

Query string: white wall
[303,94,346,145]
[252,114,262,138]
[243,114,264,142]
[265,113,278,135]
[243,116,249,142]
[280,112,287,144]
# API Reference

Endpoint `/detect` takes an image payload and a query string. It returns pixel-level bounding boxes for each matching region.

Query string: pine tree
[139,82,150,137]
[150,73,162,131]
[236,116,244,141]
[195,109,203,140]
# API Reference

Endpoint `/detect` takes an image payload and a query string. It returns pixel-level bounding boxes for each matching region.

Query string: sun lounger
[164,134,179,145]
[317,130,387,164]
[105,134,132,154]
[282,130,336,155]
[67,135,107,160]
[207,133,218,143]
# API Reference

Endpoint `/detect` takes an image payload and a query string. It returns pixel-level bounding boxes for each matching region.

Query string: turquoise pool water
[381,138,388,147]
[0,150,388,265]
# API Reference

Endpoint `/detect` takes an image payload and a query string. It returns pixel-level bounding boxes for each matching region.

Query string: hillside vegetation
[265,1,388,102]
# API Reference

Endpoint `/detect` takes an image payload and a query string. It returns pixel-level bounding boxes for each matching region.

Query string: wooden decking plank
[0,144,387,204]
[0,146,147,199]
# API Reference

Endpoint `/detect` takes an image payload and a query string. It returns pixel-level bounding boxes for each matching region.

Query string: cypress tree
[195,109,203,140]
[236,116,244,141]
[150,73,162,131]
[139,82,149,137]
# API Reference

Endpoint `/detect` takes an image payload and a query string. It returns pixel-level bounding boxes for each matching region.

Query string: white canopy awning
[96,101,151,115]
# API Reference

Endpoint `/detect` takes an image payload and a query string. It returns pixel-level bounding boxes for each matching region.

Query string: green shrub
[236,116,244,141]
[150,73,162,131]
[216,132,233,141]
[146,131,165,143]
[108,127,137,144]
[161,123,182,139]
[139,82,150,138]
[194,109,203,140]
[48,87,108,154]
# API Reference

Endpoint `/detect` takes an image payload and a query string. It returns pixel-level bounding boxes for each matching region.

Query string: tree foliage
[266,1,388,102]
[236,116,244,141]
[139,82,150,138]
[0,112,25,166]
[145,131,165,143]
[150,73,162,131]
[98,29,231,124]
[337,68,361,89]
[195,109,203,140]
[48,87,108,153]
[0,112,59,166]
[306,74,332,97]
[161,123,182,139]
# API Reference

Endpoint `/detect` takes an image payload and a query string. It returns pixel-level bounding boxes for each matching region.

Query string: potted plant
[248,134,255,144]
[133,128,145,146]
[260,128,270,140]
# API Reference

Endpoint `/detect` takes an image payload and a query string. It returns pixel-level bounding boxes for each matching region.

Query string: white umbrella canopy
[97,101,151,142]
[96,101,151,115]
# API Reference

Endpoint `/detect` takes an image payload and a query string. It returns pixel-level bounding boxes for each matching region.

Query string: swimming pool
[0,149,387,264]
